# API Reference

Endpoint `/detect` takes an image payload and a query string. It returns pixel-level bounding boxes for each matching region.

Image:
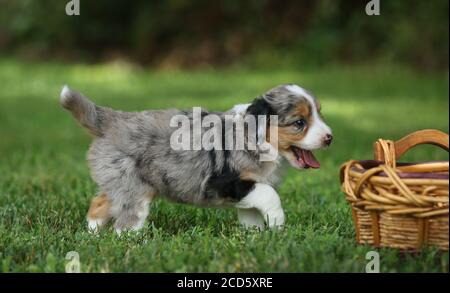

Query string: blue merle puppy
[60,84,332,233]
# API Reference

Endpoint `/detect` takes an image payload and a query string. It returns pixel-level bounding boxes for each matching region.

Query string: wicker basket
[340,129,449,251]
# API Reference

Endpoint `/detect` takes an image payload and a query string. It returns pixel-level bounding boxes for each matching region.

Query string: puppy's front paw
[265,207,285,229]
[237,208,265,230]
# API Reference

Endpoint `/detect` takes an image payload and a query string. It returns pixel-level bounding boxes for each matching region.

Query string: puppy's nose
[324,134,333,146]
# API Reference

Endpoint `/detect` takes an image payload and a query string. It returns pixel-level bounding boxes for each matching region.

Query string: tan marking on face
[273,99,313,151]
[87,193,111,220]
[295,100,311,119]
[277,126,306,150]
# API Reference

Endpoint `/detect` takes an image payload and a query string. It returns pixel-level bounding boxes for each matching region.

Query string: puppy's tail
[60,85,113,136]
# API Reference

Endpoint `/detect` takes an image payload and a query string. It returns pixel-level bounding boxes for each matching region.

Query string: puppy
[60,84,332,233]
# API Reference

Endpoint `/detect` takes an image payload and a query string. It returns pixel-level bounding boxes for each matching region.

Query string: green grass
[0,58,448,272]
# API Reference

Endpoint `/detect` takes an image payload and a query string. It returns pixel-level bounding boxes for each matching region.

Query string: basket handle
[374,129,449,165]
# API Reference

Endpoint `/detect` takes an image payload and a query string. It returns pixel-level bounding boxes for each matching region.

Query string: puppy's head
[247,84,332,169]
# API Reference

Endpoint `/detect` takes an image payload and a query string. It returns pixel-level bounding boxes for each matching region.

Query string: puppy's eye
[294,119,307,130]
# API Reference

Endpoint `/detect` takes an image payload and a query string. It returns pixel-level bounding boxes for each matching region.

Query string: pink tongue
[301,149,321,168]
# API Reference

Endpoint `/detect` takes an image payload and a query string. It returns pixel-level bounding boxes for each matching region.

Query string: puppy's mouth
[290,146,320,169]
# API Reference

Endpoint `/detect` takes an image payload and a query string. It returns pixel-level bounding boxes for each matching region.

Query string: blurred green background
[0,0,448,272]
[0,0,448,70]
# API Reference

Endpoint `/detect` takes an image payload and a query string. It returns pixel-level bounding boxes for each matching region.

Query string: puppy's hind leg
[89,146,155,234]
[87,193,112,233]
[110,190,155,234]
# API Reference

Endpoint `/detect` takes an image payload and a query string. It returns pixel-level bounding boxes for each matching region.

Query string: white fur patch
[87,218,104,233]
[230,103,250,116]
[237,208,265,230]
[60,85,71,101]
[235,183,285,228]
[60,84,75,108]
[285,84,332,150]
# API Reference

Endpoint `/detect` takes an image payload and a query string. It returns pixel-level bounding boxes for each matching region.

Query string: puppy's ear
[246,97,275,143]
[246,97,273,117]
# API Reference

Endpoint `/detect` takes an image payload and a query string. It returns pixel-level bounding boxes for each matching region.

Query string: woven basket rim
[350,160,449,180]
[359,159,448,167]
